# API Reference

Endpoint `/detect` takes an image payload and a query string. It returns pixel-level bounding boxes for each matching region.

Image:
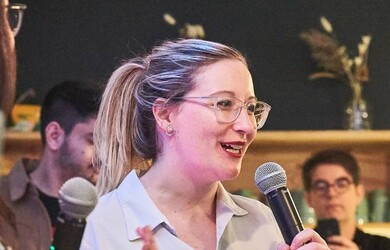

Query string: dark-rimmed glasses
[174,96,271,129]
[310,177,353,195]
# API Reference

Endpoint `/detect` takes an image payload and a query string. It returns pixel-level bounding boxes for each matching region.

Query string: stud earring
[165,124,176,136]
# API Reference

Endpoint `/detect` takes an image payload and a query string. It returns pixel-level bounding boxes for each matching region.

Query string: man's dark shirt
[354,228,390,250]
[38,189,60,227]
[316,226,390,250]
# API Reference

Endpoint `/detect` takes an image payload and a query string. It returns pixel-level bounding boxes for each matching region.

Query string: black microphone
[254,162,304,245]
[51,177,98,250]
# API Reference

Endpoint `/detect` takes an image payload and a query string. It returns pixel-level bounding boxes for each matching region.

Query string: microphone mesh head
[58,177,98,219]
[254,162,287,195]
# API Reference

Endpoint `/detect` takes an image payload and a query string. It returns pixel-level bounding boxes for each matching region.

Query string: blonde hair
[95,39,247,195]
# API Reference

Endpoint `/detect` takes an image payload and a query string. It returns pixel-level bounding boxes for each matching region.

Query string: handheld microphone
[51,177,98,250]
[254,162,304,245]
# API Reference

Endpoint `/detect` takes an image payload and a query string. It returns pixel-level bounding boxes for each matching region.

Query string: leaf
[300,17,371,85]
[320,16,333,33]
[308,72,338,80]
[163,13,176,26]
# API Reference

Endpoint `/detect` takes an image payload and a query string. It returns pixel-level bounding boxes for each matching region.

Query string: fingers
[136,226,158,250]
[289,229,329,250]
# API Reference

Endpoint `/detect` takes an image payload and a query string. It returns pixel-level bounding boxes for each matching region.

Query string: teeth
[221,143,243,154]
[229,144,243,149]
[223,144,243,149]
[226,148,240,154]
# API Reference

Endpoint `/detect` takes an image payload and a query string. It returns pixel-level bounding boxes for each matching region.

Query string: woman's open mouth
[221,143,243,156]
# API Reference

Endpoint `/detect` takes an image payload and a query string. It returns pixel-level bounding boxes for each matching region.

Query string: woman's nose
[233,108,257,134]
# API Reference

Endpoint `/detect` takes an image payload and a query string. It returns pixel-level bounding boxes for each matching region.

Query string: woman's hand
[277,229,330,250]
[136,226,158,250]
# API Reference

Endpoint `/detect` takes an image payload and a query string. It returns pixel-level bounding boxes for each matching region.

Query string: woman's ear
[45,121,65,150]
[152,98,175,131]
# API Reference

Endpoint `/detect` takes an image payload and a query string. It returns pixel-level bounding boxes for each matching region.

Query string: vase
[343,82,372,130]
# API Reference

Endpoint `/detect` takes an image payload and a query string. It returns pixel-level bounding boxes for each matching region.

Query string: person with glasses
[302,149,390,249]
[81,39,329,250]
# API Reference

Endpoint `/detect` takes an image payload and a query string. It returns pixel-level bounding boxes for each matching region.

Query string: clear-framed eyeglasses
[310,177,353,195]
[174,95,271,129]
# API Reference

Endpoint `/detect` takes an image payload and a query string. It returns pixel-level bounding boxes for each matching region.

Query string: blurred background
[12,0,390,130]
[2,1,390,235]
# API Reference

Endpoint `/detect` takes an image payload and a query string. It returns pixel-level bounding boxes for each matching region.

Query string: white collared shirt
[80,170,283,249]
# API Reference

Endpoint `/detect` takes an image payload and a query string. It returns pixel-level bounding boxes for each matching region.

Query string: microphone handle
[266,187,304,245]
[51,213,86,250]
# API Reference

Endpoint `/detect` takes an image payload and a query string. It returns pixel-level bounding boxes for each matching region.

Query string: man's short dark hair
[39,80,103,145]
[302,149,360,191]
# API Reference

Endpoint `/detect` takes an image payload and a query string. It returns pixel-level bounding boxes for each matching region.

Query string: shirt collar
[215,182,248,241]
[117,171,249,242]
[216,182,248,216]
[8,158,39,201]
[117,170,176,241]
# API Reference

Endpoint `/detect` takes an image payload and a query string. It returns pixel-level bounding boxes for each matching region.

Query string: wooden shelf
[4,130,41,141]
[1,131,41,175]
[359,223,390,238]
[250,130,390,148]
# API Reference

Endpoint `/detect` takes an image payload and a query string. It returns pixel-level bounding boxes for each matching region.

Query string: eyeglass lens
[311,177,352,194]
[214,97,268,128]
